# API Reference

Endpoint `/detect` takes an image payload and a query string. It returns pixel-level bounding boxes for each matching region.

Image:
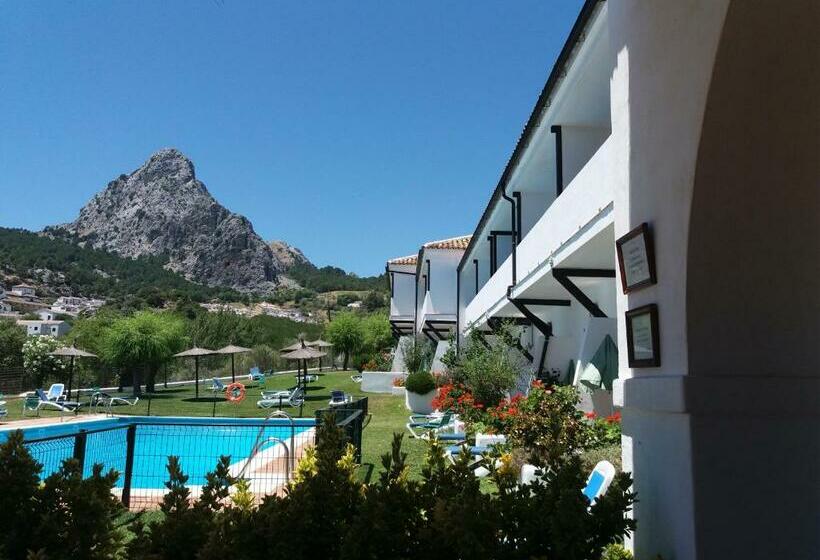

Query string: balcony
[464,136,614,328]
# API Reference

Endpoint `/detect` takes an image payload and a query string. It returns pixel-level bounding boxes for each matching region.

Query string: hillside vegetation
[287,262,388,293]
[0,227,238,303]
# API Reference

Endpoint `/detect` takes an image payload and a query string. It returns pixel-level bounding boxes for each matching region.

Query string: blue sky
[0,0,583,276]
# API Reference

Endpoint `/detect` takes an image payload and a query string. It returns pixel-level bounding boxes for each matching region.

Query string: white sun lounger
[257,387,304,408]
[23,389,79,416]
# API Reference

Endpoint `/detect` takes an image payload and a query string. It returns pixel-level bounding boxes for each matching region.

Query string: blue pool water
[2,416,315,490]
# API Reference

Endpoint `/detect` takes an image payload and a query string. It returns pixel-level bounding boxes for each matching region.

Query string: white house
[415,236,470,371]
[36,308,56,321]
[440,1,818,557]
[384,0,817,555]
[17,319,70,337]
[386,254,418,371]
[10,284,36,298]
[457,0,617,414]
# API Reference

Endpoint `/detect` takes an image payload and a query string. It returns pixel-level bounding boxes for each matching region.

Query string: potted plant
[391,375,406,396]
[404,371,437,414]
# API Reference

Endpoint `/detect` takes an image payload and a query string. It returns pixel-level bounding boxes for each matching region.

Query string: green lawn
[1,370,429,482]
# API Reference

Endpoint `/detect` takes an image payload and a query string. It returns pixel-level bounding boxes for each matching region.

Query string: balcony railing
[464,136,613,327]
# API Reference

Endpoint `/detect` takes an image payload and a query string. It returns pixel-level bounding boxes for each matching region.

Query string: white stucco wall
[416,248,462,322]
[389,266,416,318]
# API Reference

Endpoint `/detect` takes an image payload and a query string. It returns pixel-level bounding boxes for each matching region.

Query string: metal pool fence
[315,397,369,463]
[22,418,317,511]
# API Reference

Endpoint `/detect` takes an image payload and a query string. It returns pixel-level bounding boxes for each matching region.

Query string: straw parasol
[306,339,333,370]
[173,347,215,399]
[215,344,252,383]
[50,346,97,400]
[280,341,305,352]
[281,346,326,391]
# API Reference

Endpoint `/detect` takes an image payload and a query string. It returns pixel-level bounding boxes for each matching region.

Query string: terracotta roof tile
[422,235,472,251]
[387,254,418,266]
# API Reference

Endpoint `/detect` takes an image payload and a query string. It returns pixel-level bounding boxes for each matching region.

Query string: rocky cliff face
[46,149,289,293]
[268,240,308,270]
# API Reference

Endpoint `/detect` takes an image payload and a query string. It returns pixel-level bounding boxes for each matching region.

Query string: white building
[17,319,70,337]
[10,284,36,298]
[36,309,56,321]
[458,0,616,414]
[51,296,106,316]
[393,1,818,557]
[386,254,418,371]
[415,236,470,371]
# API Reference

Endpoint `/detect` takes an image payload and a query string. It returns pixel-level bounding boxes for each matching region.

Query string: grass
[1,370,429,482]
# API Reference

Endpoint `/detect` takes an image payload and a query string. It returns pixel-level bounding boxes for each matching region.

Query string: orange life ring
[225,382,246,403]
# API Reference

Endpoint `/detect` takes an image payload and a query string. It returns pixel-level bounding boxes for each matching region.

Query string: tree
[361,314,393,358]
[325,312,363,370]
[363,291,385,312]
[100,311,187,394]
[0,318,25,368]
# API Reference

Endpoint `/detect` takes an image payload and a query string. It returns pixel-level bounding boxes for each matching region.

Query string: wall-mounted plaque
[625,304,660,367]
[616,222,656,293]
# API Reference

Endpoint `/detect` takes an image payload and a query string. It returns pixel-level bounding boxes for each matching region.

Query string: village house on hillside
[16,319,70,337]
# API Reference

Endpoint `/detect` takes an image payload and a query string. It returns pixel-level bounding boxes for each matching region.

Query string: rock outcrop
[268,240,308,270]
[47,149,289,293]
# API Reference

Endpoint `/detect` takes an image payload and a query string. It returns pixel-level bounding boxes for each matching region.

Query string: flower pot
[405,389,437,414]
[391,386,406,397]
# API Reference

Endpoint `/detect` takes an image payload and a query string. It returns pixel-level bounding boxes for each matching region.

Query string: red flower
[585,412,597,420]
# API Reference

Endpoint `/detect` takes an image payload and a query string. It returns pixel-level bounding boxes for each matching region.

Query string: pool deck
[0,413,112,431]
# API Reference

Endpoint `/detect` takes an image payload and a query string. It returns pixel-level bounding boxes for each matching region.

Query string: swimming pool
[2,416,316,497]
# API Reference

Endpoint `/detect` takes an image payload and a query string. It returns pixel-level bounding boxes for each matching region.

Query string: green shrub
[441,327,521,407]
[405,371,436,394]
[0,430,123,560]
[508,384,590,469]
[601,543,634,560]
[0,419,636,559]
[400,335,434,374]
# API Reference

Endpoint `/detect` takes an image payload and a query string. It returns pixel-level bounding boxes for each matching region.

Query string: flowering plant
[507,383,589,469]
[392,376,405,387]
[585,410,622,448]
[22,335,66,388]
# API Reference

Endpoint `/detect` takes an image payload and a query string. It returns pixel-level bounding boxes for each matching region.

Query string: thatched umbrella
[50,346,97,401]
[215,344,252,383]
[173,347,215,399]
[306,339,333,371]
[280,341,305,352]
[281,346,326,391]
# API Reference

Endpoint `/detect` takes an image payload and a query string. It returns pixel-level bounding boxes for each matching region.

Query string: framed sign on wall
[616,222,656,293]
[625,303,660,367]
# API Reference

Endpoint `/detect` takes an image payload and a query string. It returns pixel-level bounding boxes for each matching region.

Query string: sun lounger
[406,412,453,438]
[210,378,225,393]
[0,396,7,420]
[257,387,304,408]
[350,374,363,383]
[248,367,265,382]
[582,460,616,505]
[45,383,66,402]
[23,389,80,416]
[328,390,352,407]
[90,390,139,408]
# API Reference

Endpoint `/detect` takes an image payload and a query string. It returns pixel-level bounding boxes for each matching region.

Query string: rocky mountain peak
[268,240,309,270]
[45,148,300,294]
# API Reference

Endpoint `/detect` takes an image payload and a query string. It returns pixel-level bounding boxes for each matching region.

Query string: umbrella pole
[195,357,200,399]
[231,354,236,383]
[68,356,74,401]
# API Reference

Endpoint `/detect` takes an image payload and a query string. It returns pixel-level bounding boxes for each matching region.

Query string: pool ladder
[239,410,297,484]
